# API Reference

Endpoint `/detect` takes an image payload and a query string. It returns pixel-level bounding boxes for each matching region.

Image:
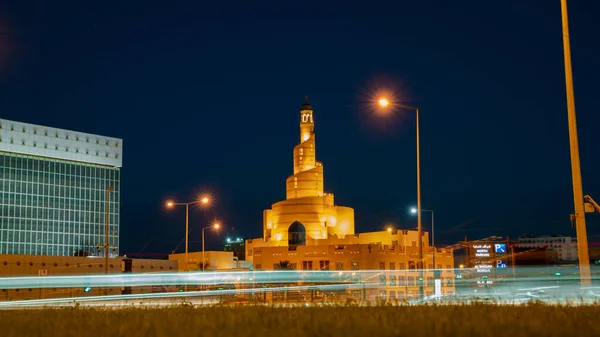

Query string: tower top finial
[301,96,312,111]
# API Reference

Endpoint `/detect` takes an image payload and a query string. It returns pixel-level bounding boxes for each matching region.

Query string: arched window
[288,221,306,247]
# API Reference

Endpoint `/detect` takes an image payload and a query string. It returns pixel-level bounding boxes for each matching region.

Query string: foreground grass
[1,303,598,337]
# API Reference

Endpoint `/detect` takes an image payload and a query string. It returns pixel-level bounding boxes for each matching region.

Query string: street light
[378,98,390,107]
[202,223,220,271]
[378,98,423,299]
[165,196,211,273]
[411,207,435,268]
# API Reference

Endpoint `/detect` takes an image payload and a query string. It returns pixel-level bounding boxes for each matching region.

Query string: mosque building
[245,99,455,299]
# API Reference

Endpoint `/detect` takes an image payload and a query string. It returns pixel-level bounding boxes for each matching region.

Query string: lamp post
[411,208,434,268]
[202,223,221,271]
[560,0,591,286]
[378,98,423,299]
[166,196,210,273]
[105,186,114,275]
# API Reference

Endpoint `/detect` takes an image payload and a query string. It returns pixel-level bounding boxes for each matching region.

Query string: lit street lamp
[166,196,211,273]
[378,98,423,299]
[202,223,220,271]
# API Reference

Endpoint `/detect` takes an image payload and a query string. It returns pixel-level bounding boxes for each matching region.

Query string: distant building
[245,99,455,299]
[223,238,245,261]
[512,246,558,266]
[0,254,177,300]
[0,118,122,257]
[516,234,577,262]
[168,251,250,271]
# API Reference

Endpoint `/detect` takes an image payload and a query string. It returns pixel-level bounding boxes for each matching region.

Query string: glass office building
[0,118,122,256]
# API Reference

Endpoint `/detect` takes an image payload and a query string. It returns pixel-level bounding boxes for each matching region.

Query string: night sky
[1,1,599,257]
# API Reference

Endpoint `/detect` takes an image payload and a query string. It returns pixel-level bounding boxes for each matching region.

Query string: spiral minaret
[262,98,355,245]
[286,97,324,199]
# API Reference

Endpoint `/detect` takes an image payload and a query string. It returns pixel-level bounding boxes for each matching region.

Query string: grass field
[1,303,598,337]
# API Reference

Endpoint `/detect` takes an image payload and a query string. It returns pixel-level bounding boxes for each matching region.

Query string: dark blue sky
[1,1,599,256]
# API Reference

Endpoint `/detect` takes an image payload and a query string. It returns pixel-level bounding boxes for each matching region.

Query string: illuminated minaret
[260,98,355,244]
[295,97,316,173]
[286,97,324,199]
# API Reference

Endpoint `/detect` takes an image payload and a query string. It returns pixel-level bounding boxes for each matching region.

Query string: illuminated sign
[475,264,493,273]
[469,242,509,271]
[473,244,491,257]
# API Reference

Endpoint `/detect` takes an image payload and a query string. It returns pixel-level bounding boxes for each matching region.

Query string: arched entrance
[288,221,306,247]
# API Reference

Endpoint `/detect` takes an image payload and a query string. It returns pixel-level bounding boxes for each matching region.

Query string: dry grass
[1,303,598,337]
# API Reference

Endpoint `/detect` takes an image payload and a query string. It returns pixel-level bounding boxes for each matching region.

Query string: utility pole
[105,186,114,275]
[104,186,114,296]
[560,0,591,285]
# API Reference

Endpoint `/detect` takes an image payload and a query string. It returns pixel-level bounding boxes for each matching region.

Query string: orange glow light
[379,98,390,107]
[213,223,220,229]
[166,201,174,208]
[201,196,210,204]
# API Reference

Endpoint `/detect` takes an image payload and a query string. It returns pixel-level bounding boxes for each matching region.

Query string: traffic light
[482,275,488,279]
[83,287,91,293]
[594,260,600,265]
[555,272,561,276]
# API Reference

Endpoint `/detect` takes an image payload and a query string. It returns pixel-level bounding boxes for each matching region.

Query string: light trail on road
[0,283,368,309]
[0,266,598,308]
[0,270,383,289]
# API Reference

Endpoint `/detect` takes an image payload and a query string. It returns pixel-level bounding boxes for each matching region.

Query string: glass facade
[0,151,120,256]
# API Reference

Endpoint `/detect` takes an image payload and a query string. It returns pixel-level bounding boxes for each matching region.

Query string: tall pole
[431,210,435,269]
[105,186,113,275]
[166,198,212,292]
[379,101,423,297]
[560,0,591,285]
[511,244,516,279]
[416,108,424,299]
[184,204,190,292]
[185,204,189,273]
[202,208,206,271]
